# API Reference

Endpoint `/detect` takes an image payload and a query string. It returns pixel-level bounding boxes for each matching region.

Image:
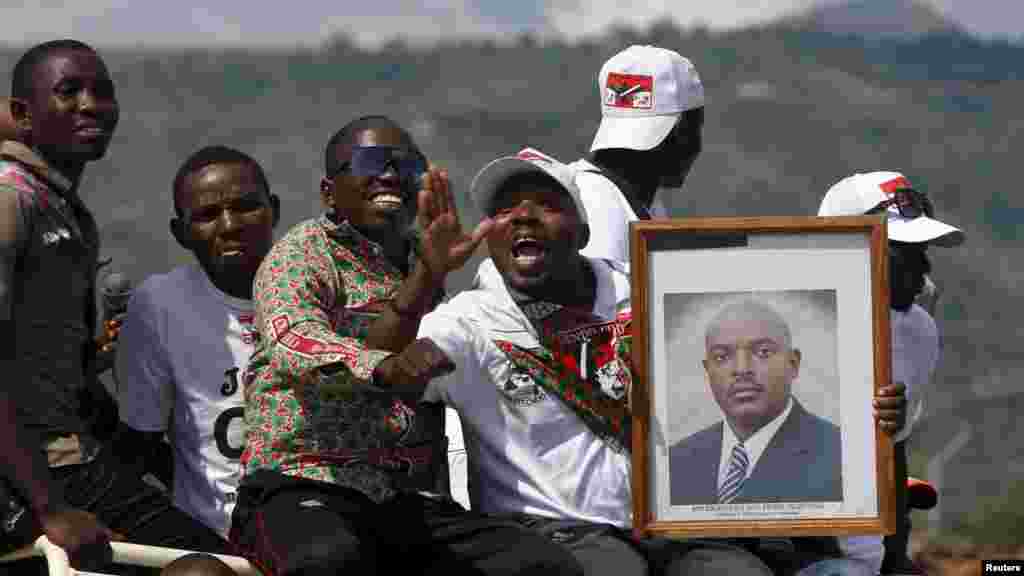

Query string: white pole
[111,542,259,574]
[0,536,260,576]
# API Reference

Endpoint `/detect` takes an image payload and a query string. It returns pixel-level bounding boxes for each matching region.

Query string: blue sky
[0,0,1019,49]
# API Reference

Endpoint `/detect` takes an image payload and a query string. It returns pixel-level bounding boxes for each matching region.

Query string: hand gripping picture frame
[629,216,896,539]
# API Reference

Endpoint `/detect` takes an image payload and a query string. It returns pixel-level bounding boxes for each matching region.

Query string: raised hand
[414,167,494,283]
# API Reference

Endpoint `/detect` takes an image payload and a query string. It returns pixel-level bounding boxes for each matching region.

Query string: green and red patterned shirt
[240,214,442,501]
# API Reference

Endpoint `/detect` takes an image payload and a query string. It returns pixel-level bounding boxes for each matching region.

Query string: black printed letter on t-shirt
[214,367,244,459]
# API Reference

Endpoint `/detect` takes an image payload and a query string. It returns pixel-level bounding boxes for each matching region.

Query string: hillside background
[2,0,1020,548]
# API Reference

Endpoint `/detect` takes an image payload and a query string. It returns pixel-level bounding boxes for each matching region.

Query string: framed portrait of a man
[629,216,896,539]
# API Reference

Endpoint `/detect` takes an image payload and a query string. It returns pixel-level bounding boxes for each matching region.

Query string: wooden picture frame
[629,216,896,539]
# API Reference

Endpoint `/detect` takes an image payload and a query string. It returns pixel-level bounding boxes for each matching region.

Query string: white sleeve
[417,300,478,406]
[575,171,631,266]
[921,308,939,379]
[116,283,174,432]
[891,306,938,443]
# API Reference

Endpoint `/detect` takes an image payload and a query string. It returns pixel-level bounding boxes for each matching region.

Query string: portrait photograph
[664,289,841,508]
[629,216,896,539]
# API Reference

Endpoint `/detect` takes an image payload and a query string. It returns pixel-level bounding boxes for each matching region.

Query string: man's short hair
[323,115,414,177]
[172,145,270,217]
[11,39,98,99]
[705,298,793,350]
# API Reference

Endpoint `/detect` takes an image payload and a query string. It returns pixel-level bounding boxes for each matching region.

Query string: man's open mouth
[370,192,404,211]
[511,237,546,267]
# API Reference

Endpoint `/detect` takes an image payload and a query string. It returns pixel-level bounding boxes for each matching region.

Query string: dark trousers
[2,447,229,575]
[882,440,912,570]
[494,514,779,576]
[230,471,583,576]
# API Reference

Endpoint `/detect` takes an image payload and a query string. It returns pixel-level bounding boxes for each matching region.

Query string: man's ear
[269,193,281,227]
[8,98,32,136]
[170,218,189,250]
[319,177,333,211]
[789,348,802,377]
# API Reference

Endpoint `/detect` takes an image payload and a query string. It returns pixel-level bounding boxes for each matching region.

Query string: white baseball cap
[818,171,964,246]
[590,45,705,152]
[470,147,588,224]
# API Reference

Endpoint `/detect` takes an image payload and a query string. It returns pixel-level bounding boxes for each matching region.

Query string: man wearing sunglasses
[818,171,964,576]
[318,119,472,509]
[230,116,582,576]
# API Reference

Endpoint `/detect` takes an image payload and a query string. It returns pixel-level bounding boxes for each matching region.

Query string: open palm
[415,167,493,281]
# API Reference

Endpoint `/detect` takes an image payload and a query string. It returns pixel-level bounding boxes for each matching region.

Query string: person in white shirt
[570,44,705,277]
[817,170,965,575]
[430,150,909,576]
[115,145,280,539]
[417,148,776,576]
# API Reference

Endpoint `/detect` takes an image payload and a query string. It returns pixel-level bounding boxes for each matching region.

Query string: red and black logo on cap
[879,175,913,196]
[604,73,653,109]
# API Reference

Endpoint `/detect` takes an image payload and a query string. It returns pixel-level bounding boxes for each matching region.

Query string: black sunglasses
[865,188,934,219]
[329,145,427,183]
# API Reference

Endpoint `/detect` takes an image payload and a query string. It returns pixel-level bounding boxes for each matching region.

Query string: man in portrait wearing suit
[669,298,842,505]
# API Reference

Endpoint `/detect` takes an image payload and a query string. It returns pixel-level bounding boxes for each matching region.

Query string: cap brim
[469,157,587,224]
[888,215,965,247]
[590,114,677,152]
[470,157,534,214]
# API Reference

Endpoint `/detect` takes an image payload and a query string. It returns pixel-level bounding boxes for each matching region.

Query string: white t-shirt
[570,158,668,275]
[890,303,939,443]
[420,257,634,527]
[116,264,254,538]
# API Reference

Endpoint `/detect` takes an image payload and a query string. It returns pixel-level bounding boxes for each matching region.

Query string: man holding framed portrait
[416,147,779,576]
[629,213,917,576]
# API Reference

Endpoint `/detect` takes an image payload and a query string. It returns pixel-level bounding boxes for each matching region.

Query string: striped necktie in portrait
[718,443,749,504]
